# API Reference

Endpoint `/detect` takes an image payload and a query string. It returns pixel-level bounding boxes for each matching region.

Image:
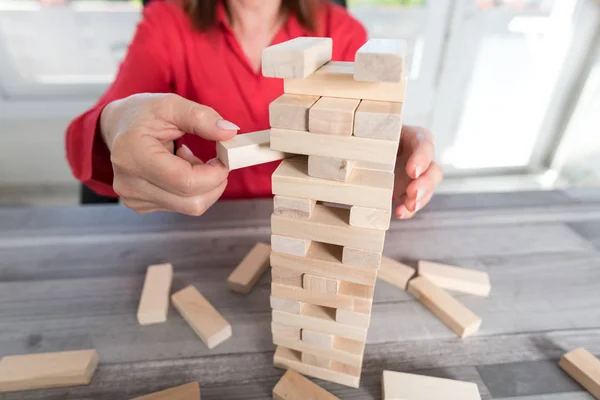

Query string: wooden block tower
[263,37,407,388]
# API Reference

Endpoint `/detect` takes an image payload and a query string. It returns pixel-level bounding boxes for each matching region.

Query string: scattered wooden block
[172,285,232,349]
[227,242,270,294]
[271,297,303,314]
[303,274,339,295]
[272,323,302,341]
[271,267,304,288]
[382,370,481,400]
[272,203,385,252]
[308,97,360,136]
[132,381,200,400]
[272,307,367,341]
[273,332,364,368]
[301,329,334,348]
[354,38,407,83]
[418,261,491,297]
[342,247,382,269]
[559,348,600,399]
[262,37,332,79]
[273,369,340,400]
[408,277,481,338]
[377,256,416,291]
[270,128,397,165]
[216,130,287,170]
[271,234,311,257]
[302,352,332,369]
[284,61,407,102]
[308,155,355,182]
[335,308,370,329]
[271,282,372,314]
[354,100,404,142]
[273,195,316,220]
[0,349,99,393]
[269,93,320,131]
[274,346,360,388]
[271,242,378,286]
[137,263,173,325]
[349,205,391,231]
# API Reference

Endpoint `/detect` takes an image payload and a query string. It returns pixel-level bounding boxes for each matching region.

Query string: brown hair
[181,0,322,32]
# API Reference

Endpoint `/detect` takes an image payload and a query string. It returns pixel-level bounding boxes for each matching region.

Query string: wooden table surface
[1,189,600,400]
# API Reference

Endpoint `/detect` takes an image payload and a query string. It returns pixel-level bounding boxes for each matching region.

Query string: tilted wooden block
[382,370,481,400]
[270,93,320,131]
[354,100,404,141]
[172,285,232,349]
[349,205,391,231]
[137,263,173,325]
[418,260,491,297]
[0,349,99,393]
[272,323,302,341]
[273,369,340,400]
[308,155,355,182]
[342,247,382,269]
[132,382,200,400]
[303,274,340,295]
[302,329,334,348]
[308,97,360,136]
[273,195,316,220]
[271,234,311,257]
[335,308,370,329]
[262,37,332,79]
[216,130,287,170]
[270,128,397,165]
[354,38,407,83]
[378,256,416,291]
[273,332,364,368]
[271,296,303,314]
[302,352,332,369]
[271,241,378,286]
[274,346,360,388]
[284,61,407,102]
[559,348,600,399]
[271,282,373,314]
[227,242,270,294]
[408,277,481,338]
[272,307,367,341]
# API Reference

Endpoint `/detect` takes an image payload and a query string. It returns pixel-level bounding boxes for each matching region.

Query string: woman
[66,0,442,218]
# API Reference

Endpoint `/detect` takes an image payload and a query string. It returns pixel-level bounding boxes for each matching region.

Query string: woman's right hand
[99,93,239,215]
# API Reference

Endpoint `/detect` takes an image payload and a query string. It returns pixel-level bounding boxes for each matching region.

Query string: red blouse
[65,0,367,199]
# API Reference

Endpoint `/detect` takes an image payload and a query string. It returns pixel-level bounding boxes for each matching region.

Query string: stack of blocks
[263,37,407,388]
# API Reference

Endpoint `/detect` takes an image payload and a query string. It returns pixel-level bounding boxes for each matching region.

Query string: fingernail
[217,119,240,131]
[207,157,226,167]
[415,165,422,179]
[395,206,406,219]
[416,188,423,201]
[416,201,422,211]
[180,144,193,157]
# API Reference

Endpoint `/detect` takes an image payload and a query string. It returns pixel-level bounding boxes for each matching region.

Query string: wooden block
[284,61,407,102]
[262,37,332,79]
[271,297,303,314]
[272,323,302,340]
[272,308,367,341]
[335,308,370,329]
[216,130,287,170]
[137,263,173,325]
[273,332,364,368]
[271,267,304,288]
[354,100,404,141]
[559,348,600,399]
[354,160,395,172]
[0,350,99,393]
[378,256,416,291]
[302,352,332,369]
[308,97,360,136]
[271,282,373,314]
[271,235,310,257]
[382,370,481,400]
[271,242,378,286]
[408,277,481,338]
[172,285,232,349]
[270,128,397,165]
[308,155,354,182]
[227,242,270,294]
[273,369,340,400]
[132,382,200,400]
[273,195,316,220]
[303,274,339,295]
[418,260,491,297]
[272,203,386,252]
[349,205,391,231]
[302,329,334,348]
[342,247,382,269]
[274,346,360,388]
[269,93,320,131]
[354,38,407,83]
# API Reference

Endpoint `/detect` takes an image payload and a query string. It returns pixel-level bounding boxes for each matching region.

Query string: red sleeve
[65,2,176,197]
[324,4,368,62]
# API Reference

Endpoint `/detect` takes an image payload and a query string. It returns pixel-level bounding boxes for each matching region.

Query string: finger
[177,144,203,165]
[404,131,435,180]
[394,204,414,220]
[152,179,228,216]
[404,163,442,212]
[121,198,171,214]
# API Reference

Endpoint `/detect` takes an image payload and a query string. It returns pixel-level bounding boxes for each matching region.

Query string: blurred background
[0,0,598,206]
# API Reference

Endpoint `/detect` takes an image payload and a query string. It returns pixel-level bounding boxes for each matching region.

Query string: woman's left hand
[393,125,443,219]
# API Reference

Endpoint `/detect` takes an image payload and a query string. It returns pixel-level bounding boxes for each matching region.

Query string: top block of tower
[354,38,407,83]
[262,37,333,79]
